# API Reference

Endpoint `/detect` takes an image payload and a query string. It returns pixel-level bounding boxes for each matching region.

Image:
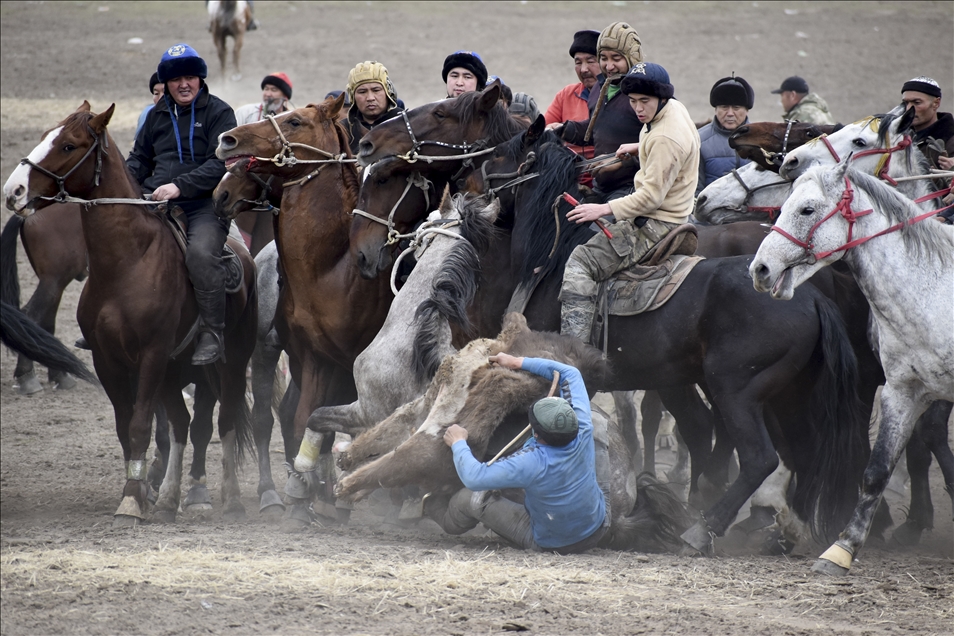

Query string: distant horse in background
[751,164,954,576]
[208,0,251,81]
[1,204,87,394]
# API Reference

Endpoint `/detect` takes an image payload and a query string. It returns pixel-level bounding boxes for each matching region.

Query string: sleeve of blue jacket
[450,357,591,490]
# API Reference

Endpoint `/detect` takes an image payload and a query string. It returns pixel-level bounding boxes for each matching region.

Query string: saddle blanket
[606,254,704,316]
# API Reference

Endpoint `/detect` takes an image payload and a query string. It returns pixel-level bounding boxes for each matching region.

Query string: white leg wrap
[818,542,853,569]
[127,459,148,481]
[294,428,323,473]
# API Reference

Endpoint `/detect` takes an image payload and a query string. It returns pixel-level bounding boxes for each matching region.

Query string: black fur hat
[709,76,754,109]
[148,72,161,93]
[569,30,599,58]
[442,51,488,91]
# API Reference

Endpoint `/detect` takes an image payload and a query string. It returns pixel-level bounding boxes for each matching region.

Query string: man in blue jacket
[439,353,609,554]
[127,43,236,364]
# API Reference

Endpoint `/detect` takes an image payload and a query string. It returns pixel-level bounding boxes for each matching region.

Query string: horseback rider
[544,29,601,159]
[901,76,954,171]
[556,21,645,201]
[442,50,488,98]
[234,72,294,124]
[343,61,404,155]
[771,75,836,125]
[438,354,609,555]
[696,74,754,194]
[126,43,237,365]
[560,63,700,344]
[134,73,165,140]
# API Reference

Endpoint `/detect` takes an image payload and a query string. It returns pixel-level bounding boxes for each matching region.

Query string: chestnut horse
[208,0,251,81]
[3,102,258,527]
[728,121,841,172]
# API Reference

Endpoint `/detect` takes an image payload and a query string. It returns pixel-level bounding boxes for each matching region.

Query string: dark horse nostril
[220,134,236,150]
[696,194,707,208]
[358,139,373,156]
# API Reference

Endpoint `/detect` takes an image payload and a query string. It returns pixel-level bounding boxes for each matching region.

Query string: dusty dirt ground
[2,2,953,635]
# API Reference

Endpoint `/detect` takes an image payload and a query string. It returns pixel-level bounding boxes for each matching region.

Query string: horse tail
[794,291,867,542]
[412,240,480,382]
[0,215,24,307]
[0,300,98,385]
[603,473,693,553]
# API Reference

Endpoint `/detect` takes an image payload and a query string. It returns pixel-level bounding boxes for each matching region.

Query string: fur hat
[262,72,293,100]
[156,43,207,82]
[346,61,398,110]
[528,397,579,447]
[598,22,643,69]
[442,50,488,91]
[148,72,161,93]
[709,75,754,109]
[902,76,941,99]
[569,29,600,58]
[620,62,674,100]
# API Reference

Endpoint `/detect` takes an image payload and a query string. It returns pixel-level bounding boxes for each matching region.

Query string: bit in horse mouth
[224,155,253,171]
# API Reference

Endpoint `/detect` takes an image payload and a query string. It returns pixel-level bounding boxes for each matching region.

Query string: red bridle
[770,176,952,262]
[816,132,913,185]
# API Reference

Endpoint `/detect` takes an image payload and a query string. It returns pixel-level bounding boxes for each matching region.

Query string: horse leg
[639,390,662,477]
[890,400,953,545]
[214,30,227,77]
[252,337,285,519]
[99,373,139,526]
[231,32,244,81]
[811,385,928,576]
[215,358,252,522]
[148,402,170,495]
[152,368,192,524]
[925,401,954,511]
[612,391,641,473]
[658,385,715,501]
[13,278,65,394]
[182,378,216,515]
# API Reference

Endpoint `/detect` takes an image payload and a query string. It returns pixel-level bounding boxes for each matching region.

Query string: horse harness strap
[389,218,464,295]
[238,173,279,214]
[350,171,434,246]
[254,114,356,167]
[22,124,110,204]
[816,130,913,184]
[729,168,788,220]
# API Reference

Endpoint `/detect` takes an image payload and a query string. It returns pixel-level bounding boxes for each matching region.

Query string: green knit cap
[529,397,579,446]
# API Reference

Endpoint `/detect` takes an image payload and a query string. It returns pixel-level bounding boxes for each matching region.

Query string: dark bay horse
[3,102,258,527]
[729,121,841,172]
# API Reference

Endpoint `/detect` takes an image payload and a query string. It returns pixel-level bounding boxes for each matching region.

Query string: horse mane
[837,167,952,264]
[412,194,499,382]
[332,116,360,211]
[876,104,920,173]
[454,91,527,146]
[63,110,146,204]
[510,134,593,282]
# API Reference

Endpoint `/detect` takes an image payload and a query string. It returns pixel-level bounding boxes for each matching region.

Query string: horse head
[729,122,840,173]
[356,82,519,172]
[4,101,115,215]
[216,93,349,180]
[350,156,439,279]
[780,105,916,181]
[212,168,282,220]
[694,162,792,225]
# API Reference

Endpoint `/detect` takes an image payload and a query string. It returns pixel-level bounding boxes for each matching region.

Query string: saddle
[165,207,246,294]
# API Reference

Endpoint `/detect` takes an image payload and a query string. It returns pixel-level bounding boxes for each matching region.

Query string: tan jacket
[608,99,700,223]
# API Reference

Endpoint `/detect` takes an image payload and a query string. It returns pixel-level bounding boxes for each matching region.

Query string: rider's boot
[192,287,226,365]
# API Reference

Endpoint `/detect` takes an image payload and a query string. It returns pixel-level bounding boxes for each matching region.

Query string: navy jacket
[127,85,236,203]
[696,117,750,195]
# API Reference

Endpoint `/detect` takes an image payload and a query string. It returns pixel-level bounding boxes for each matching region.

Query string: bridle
[480,151,539,198]
[350,170,435,246]
[729,168,791,220]
[236,172,279,215]
[395,108,495,165]
[252,113,357,169]
[770,175,952,263]
[809,117,913,185]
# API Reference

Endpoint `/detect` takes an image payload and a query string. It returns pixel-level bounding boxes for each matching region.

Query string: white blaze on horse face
[3,125,63,212]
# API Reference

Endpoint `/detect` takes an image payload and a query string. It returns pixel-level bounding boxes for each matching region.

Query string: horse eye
[63,144,76,152]
[801,207,815,216]
[433,111,445,121]
[852,138,867,148]
[287,119,301,128]
[376,177,388,186]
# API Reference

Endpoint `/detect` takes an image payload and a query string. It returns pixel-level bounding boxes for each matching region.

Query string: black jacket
[561,75,643,191]
[127,86,236,202]
[913,111,954,159]
[343,106,404,155]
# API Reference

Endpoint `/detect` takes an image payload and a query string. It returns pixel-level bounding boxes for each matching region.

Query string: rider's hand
[567,203,612,224]
[616,143,639,158]
[443,424,469,447]
[938,155,954,170]
[152,183,181,201]
[546,122,565,137]
[489,353,524,370]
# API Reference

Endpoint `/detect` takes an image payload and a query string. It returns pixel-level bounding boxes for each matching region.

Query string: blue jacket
[451,357,606,549]
[696,117,750,195]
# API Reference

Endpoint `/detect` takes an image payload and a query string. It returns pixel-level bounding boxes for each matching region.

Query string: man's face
[151,83,165,106]
[574,53,600,90]
[780,90,800,112]
[262,83,286,113]
[355,82,386,120]
[599,50,629,77]
[628,93,660,123]
[901,90,941,130]
[167,76,201,106]
[714,105,748,131]
[446,68,478,97]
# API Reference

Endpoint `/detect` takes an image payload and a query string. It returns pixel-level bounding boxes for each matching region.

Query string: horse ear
[478,196,501,225]
[438,184,453,215]
[477,83,501,113]
[327,91,347,118]
[89,104,115,134]
[896,102,916,134]
[76,101,92,113]
[525,115,546,145]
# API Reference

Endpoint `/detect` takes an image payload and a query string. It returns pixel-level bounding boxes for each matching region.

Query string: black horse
[449,122,872,552]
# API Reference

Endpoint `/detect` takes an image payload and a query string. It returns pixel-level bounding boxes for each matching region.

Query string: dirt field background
[2,2,952,635]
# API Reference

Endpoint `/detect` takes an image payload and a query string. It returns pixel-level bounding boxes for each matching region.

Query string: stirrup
[191,330,224,365]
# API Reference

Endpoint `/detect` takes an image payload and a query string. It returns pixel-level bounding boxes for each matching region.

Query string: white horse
[749,163,953,576]
[694,162,793,225]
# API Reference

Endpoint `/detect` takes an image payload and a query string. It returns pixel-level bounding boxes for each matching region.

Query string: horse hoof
[51,372,77,391]
[759,528,796,556]
[112,514,141,528]
[280,504,313,533]
[184,484,212,508]
[153,508,177,524]
[259,490,285,518]
[731,506,778,535]
[889,520,925,548]
[680,520,715,555]
[810,558,850,577]
[283,471,312,499]
[15,371,44,395]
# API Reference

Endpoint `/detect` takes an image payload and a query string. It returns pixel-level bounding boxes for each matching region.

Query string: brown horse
[728,121,841,172]
[209,0,252,81]
[216,97,402,521]
[3,102,258,527]
[1,203,86,393]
